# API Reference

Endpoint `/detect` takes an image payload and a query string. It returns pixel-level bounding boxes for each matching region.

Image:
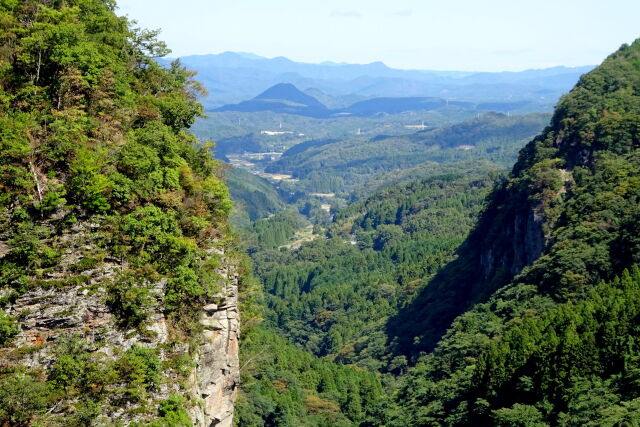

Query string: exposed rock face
[478,204,545,282]
[388,184,552,354]
[0,221,239,425]
[478,167,572,286]
[190,252,240,427]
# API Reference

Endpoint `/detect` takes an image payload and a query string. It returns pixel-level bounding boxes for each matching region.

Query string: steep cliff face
[476,194,545,282]
[388,181,554,354]
[390,40,640,356]
[0,1,238,424]
[191,249,240,427]
[0,220,240,425]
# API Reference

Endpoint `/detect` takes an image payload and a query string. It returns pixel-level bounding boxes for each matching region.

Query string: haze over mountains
[175,51,594,111]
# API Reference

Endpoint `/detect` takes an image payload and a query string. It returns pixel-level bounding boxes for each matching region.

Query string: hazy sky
[116,0,640,72]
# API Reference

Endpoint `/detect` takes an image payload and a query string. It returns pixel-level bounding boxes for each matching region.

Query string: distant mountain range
[171,52,594,110]
[214,83,550,118]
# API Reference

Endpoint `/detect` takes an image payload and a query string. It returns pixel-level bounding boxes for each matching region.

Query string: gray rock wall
[190,251,240,427]
[0,221,239,425]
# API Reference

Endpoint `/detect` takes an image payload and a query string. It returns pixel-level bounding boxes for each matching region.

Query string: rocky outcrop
[190,251,240,427]
[388,182,552,354]
[0,221,240,425]
[478,203,546,282]
[478,167,572,285]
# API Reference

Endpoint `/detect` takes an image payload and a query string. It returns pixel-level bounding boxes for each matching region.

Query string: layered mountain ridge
[177,51,594,110]
[215,82,562,117]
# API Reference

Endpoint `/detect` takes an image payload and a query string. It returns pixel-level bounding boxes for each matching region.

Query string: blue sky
[117,0,640,72]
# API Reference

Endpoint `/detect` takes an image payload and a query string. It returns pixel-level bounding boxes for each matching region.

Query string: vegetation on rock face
[384,40,640,357]
[0,0,232,423]
[0,310,18,345]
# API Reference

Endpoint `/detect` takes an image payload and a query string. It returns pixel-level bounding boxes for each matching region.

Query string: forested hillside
[235,171,497,425]
[389,39,640,425]
[194,107,479,159]
[0,1,236,424]
[225,167,285,225]
[236,327,389,426]
[242,171,497,374]
[267,112,549,194]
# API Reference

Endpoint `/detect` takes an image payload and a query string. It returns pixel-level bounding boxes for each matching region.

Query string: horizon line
[167,50,596,74]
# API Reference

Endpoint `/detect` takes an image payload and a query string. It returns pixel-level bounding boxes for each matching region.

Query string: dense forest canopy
[265,112,549,195]
[234,170,500,424]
